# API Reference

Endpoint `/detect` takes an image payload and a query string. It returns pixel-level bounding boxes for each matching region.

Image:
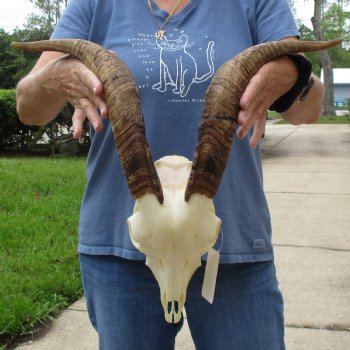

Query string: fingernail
[93,87,97,95]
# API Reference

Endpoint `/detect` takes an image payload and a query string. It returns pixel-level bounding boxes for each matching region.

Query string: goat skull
[128,156,221,323]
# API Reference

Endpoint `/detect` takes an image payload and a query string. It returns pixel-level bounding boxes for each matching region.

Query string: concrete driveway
[14,124,350,350]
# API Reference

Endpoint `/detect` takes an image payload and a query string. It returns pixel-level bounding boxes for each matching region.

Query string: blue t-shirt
[51,0,298,263]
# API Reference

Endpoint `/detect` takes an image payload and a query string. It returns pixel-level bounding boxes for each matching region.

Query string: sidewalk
[14,124,350,349]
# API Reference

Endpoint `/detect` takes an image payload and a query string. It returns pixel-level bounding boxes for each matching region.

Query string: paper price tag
[201,248,220,304]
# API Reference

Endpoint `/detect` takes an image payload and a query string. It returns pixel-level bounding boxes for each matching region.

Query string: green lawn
[0,157,86,348]
[274,115,350,124]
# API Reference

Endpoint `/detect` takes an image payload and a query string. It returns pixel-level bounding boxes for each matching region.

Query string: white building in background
[321,68,350,110]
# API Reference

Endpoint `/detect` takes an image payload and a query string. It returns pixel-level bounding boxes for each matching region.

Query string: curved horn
[11,39,164,204]
[184,38,342,202]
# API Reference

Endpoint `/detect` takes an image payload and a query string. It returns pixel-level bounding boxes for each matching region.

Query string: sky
[0,0,38,32]
[0,0,317,33]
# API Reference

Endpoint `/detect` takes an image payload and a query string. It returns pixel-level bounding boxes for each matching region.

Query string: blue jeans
[80,254,285,350]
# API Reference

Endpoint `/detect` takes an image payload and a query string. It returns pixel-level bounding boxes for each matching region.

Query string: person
[16,1,324,349]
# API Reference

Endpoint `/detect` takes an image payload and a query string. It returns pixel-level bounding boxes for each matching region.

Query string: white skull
[127,156,221,323]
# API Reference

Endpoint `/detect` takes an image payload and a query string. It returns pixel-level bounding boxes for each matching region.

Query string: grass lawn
[0,157,87,348]
[274,115,350,124]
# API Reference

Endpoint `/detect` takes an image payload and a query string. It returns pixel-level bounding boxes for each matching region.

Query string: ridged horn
[184,38,342,202]
[11,39,164,204]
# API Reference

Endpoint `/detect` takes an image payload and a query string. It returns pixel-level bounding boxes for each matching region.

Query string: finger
[73,62,108,117]
[79,97,104,132]
[240,74,267,112]
[237,108,263,140]
[93,93,108,119]
[75,82,107,120]
[78,62,103,97]
[72,108,86,139]
[249,113,266,149]
[236,112,247,139]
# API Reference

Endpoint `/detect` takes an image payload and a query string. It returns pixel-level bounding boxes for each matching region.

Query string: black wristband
[269,53,312,113]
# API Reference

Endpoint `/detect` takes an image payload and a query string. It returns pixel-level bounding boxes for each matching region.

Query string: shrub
[0,89,90,154]
[0,89,40,150]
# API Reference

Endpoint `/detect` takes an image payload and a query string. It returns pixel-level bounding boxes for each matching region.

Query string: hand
[46,55,108,139]
[237,56,298,148]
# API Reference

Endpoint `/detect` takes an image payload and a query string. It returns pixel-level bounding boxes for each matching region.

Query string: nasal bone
[166,300,181,323]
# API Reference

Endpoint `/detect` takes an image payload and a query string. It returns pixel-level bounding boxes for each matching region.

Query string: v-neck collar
[148,0,199,20]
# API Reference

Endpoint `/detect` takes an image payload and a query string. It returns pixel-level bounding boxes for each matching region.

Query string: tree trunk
[311,0,336,116]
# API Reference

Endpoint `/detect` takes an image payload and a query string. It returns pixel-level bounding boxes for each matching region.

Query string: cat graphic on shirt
[152,34,214,97]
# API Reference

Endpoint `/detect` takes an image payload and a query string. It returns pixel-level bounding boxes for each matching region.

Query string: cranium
[128,156,221,323]
[12,38,342,323]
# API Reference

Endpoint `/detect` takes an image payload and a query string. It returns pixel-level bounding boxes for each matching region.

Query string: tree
[322,2,350,69]
[25,0,68,37]
[0,29,20,89]
[311,0,337,115]
[0,0,70,88]
[299,2,350,73]
[0,1,69,89]
[298,24,324,75]
[298,0,349,115]
[322,2,350,40]
[0,1,90,153]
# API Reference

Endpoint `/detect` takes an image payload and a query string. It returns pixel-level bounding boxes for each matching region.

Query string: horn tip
[10,42,21,48]
[157,191,164,205]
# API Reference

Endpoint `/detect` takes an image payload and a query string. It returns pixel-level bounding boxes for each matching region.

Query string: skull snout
[161,291,184,323]
[167,300,181,323]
